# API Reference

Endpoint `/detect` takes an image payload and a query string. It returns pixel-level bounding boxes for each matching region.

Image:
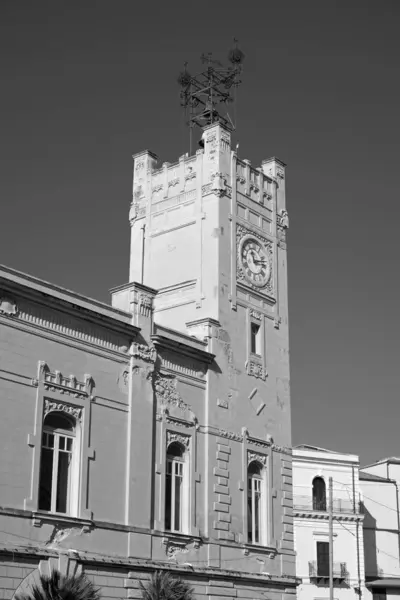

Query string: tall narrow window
[38,412,76,514]
[316,541,330,576]
[250,322,261,355]
[247,461,264,544]
[165,442,186,533]
[312,477,326,511]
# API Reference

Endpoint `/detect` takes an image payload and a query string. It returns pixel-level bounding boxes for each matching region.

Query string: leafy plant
[15,570,101,600]
[139,571,194,600]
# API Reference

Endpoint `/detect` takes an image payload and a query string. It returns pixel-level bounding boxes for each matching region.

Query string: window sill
[32,510,93,530]
[160,531,202,550]
[242,542,277,557]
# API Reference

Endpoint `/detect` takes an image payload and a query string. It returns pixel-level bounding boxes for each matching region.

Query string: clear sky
[1,1,399,466]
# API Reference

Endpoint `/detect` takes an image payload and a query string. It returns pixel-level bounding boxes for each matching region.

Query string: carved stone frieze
[167,431,190,449]
[246,360,267,381]
[248,450,267,466]
[0,296,18,316]
[154,374,192,413]
[184,167,196,181]
[44,399,82,422]
[168,178,179,188]
[152,183,163,194]
[132,343,156,363]
[218,429,243,442]
[135,159,145,171]
[201,183,212,197]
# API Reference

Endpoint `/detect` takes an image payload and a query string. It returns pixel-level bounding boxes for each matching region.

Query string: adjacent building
[360,458,400,600]
[293,445,366,600]
[0,121,298,600]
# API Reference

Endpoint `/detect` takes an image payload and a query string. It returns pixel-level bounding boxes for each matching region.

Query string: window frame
[312,476,327,512]
[247,461,265,545]
[24,361,95,523]
[39,413,78,515]
[165,442,188,533]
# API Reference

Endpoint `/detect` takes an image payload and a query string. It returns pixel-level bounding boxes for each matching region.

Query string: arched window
[165,442,186,533]
[38,412,77,514]
[312,476,326,511]
[248,461,265,544]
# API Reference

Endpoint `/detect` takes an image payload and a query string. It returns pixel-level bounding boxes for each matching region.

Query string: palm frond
[15,571,101,600]
[139,571,194,600]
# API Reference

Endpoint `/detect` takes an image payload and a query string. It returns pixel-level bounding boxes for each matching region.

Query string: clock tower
[127,120,291,445]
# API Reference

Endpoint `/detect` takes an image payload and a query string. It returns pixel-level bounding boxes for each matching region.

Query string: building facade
[293,445,366,600]
[360,458,400,600]
[0,123,298,600]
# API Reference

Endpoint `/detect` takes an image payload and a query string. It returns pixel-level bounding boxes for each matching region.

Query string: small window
[316,541,330,576]
[165,442,186,533]
[38,412,76,514]
[250,322,261,355]
[247,461,264,544]
[312,477,327,511]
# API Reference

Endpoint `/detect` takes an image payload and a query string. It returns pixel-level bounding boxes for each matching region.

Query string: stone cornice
[0,268,139,354]
[151,324,215,365]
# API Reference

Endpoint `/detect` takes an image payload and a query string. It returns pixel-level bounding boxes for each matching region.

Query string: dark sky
[1,1,399,466]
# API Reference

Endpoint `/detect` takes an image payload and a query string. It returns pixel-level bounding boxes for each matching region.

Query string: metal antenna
[178,41,245,153]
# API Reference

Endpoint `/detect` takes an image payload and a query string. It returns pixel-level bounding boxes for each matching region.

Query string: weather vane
[178,39,245,154]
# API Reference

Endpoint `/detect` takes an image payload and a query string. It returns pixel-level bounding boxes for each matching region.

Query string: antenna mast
[178,40,245,154]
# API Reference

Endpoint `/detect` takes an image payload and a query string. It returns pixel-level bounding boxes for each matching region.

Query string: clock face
[239,236,271,288]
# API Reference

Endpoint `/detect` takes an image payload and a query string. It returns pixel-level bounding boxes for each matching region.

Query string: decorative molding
[39,363,94,399]
[272,444,292,455]
[154,374,192,413]
[5,301,129,354]
[248,450,267,466]
[135,159,145,171]
[0,296,18,316]
[246,360,267,381]
[160,353,206,379]
[276,168,285,180]
[247,434,273,449]
[165,414,194,429]
[44,399,82,422]
[250,309,263,321]
[166,431,190,449]
[201,183,213,197]
[168,178,180,188]
[218,428,243,442]
[184,167,196,181]
[132,343,156,363]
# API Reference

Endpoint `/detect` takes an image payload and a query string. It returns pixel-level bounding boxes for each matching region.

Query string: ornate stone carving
[218,429,243,442]
[135,160,145,171]
[168,178,179,188]
[152,183,163,194]
[184,167,196,181]
[277,209,289,229]
[138,293,152,317]
[0,296,18,316]
[202,183,212,197]
[263,191,272,201]
[272,444,292,455]
[246,360,267,381]
[211,172,227,197]
[277,168,285,179]
[167,431,190,448]
[248,450,267,466]
[44,399,82,421]
[132,343,156,363]
[154,374,192,413]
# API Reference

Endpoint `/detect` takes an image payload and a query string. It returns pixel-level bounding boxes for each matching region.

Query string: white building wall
[293,447,366,600]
